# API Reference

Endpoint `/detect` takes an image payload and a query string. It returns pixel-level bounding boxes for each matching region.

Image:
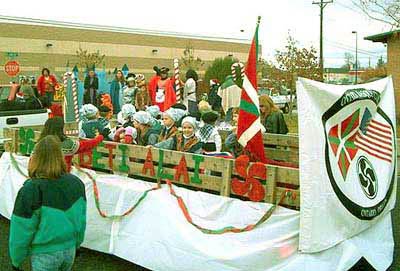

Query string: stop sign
[4,61,20,77]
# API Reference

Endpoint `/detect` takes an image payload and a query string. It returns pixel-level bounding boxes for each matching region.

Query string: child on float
[117,104,136,128]
[9,135,86,271]
[196,110,222,153]
[158,108,187,142]
[122,75,138,106]
[98,105,112,130]
[155,116,202,154]
[132,111,161,146]
[224,107,244,157]
[145,104,162,126]
[79,104,105,139]
[40,117,108,172]
[114,126,137,144]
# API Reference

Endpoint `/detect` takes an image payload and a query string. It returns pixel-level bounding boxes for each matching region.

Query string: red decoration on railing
[231,155,267,202]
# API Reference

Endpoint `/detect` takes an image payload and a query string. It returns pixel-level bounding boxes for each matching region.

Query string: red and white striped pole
[174,59,181,103]
[63,72,80,135]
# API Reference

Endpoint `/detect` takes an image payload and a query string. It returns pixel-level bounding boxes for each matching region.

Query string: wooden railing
[4,126,301,209]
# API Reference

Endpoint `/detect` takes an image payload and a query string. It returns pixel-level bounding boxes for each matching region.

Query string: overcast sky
[1,0,391,68]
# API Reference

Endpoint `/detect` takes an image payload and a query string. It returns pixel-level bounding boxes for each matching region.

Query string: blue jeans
[31,247,76,271]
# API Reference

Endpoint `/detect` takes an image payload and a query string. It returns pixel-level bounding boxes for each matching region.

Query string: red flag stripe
[355,136,392,158]
[369,122,392,134]
[364,131,392,145]
[354,144,392,163]
[366,127,392,140]
[370,119,391,129]
[357,133,392,152]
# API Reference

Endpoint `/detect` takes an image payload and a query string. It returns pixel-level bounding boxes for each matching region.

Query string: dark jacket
[263,111,289,134]
[9,174,86,268]
[84,76,99,90]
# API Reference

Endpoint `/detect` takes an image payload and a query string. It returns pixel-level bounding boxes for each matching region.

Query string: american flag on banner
[354,108,393,163]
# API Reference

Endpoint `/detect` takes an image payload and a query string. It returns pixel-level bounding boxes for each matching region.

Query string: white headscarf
[181,116,198,131]
[80,104,98,119]
[133,111,152,125]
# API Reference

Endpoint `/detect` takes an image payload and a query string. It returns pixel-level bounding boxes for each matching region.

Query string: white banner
[297,77,397,253]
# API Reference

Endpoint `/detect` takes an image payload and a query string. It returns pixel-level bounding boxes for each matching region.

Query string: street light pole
[352,31,358,84]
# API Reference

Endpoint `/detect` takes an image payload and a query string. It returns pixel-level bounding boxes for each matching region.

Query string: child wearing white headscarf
[133,111,161,146]
[155,116,202,153]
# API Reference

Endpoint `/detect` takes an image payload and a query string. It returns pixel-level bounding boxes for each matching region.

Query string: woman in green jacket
[259,94,288,134]
[9,135,86,271]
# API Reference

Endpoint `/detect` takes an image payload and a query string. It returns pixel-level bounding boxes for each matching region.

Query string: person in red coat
[39,117,109,172]
[37,68,58,103]
[148,66,176,112]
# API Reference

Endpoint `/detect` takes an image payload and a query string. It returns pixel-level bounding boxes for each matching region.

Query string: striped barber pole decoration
[231,62,245,81]
[63,72,79,123]
[354,108,393,163]
[173,59,181,102]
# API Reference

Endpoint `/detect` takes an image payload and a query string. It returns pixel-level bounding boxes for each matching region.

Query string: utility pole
[313,0,333,81]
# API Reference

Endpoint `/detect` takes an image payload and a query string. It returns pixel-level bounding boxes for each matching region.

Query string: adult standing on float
[148,66,176,112]
[183,69,198,116]
[110,69,125,114]
[37,68,58,103]
[83,67,99,105]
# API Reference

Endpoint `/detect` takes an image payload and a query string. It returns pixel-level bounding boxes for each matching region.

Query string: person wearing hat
[79,104,104,138]
[148,66,176,112]
[114,126,137,144]
[122,75,138,106]
[84,68,99,105]
[155,116,202,154]
[132,111,161,146]
[158,108,182,142]
[98,105,112,136]
[116,103,136,129]
[208,79,222,112]
[196,110,222,153]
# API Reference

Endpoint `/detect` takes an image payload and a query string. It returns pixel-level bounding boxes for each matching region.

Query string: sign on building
[4,61,20,77]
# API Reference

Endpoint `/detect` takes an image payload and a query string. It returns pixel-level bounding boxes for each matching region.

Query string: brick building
[365,30,400,119]
[0,15,251,85]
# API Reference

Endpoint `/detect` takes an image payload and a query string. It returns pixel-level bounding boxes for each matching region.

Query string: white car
[258,88,295,113]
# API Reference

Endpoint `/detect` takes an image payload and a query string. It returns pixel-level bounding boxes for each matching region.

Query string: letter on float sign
[142,148,155,176]
[174,155,189,184]
[118,144,130,173]
[191,155,204,184]
[104,143,116,170]
[92,142,105,169]
[157,149,173,180]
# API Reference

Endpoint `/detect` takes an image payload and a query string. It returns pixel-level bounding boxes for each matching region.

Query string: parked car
[0,84,49,151]
[257,88,296,113]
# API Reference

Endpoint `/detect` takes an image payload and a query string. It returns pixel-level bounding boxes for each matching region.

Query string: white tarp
[297,77,397,253]
[0,153,394,270]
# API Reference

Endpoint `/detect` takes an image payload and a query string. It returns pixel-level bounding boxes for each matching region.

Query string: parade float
[0,18,396,271]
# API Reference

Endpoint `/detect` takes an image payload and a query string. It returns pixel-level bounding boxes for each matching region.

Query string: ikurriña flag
[236,16,266,163]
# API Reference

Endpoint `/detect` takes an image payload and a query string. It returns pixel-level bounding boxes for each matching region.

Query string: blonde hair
[259,94,279,119]
[28,135,67,179]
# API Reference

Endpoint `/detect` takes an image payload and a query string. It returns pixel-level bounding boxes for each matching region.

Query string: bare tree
[352,0,400,28]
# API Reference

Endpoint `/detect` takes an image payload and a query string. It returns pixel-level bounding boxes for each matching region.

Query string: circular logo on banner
[357,156,378,199]
[4,60,20,77]
[322,88,396,220]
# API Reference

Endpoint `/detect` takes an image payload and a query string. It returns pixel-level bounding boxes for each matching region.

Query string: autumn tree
[180,44,205,73]
[266,34,321,112]
[76,48,105,73]
[352,0,400,28]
